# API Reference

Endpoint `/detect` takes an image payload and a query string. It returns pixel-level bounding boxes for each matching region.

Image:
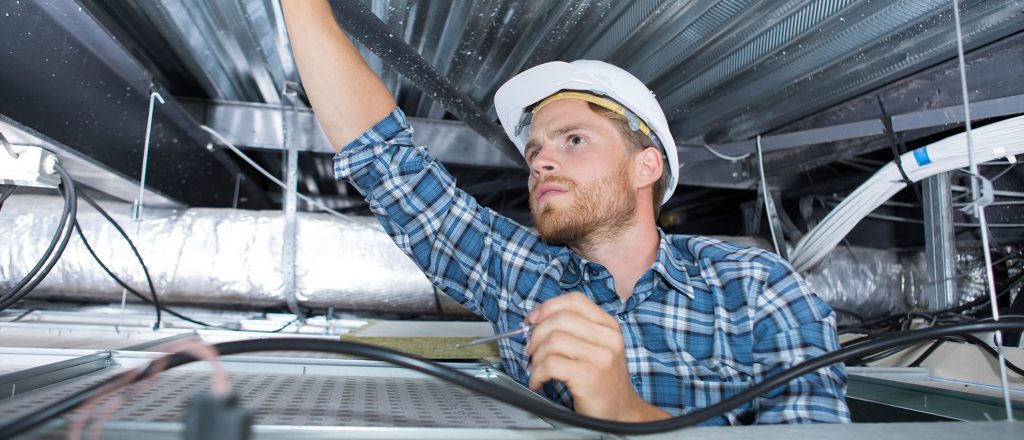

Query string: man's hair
[587,102,669,219]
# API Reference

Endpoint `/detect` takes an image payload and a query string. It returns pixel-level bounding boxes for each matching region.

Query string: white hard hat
[493,60,678,204]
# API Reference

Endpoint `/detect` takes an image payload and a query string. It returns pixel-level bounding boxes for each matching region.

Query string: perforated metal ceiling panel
[0,370,551,429]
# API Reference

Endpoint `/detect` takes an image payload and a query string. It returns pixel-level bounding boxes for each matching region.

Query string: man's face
[524,99,637,247]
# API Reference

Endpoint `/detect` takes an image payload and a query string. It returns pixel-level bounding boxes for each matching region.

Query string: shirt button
[589,267,599,276]
[631,375,642,386]
[617,313,628,321]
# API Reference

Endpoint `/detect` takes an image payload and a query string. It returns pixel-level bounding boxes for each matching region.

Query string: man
[281,0,849,425]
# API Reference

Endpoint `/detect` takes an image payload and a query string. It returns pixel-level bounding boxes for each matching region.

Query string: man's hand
[526,292,670,422]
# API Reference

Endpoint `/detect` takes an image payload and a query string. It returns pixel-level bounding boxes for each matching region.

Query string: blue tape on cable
[913,147,932,166]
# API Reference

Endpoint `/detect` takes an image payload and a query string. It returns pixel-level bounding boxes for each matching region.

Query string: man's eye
[569,135,585,145]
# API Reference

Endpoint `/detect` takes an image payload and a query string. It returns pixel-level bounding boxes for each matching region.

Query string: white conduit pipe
[792,114,1024,272]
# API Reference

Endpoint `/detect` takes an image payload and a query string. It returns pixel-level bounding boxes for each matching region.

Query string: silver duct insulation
[0,195,438,313]
[803,247,914,320]
[803,246,996,319]
[0,194,1002,318]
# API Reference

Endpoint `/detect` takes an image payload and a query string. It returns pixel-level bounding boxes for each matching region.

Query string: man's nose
[530,148,558,177]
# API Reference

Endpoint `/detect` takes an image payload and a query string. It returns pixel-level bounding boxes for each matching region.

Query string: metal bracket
[958,174,994,216]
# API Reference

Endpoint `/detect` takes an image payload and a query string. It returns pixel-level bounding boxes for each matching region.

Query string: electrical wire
[951,334,1024,377]
[838,270,1024,340]
[2,319,1022,438]
[0,164,77,311]
[75,189,307,332]
[702,143,750,161]
[198,124,354,223]
[791,114,1024,271]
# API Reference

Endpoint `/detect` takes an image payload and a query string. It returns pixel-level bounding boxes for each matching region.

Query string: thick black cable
[3,319,1023,438]
[0,165,77,311]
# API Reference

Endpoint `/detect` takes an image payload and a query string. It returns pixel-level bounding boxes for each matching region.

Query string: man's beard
[529,162,637,250]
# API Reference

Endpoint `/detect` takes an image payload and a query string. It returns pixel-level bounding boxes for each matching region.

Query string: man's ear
[635,147,664,189]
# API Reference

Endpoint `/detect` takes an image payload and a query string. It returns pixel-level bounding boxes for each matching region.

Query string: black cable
[77,188,317,332]
[3,319,1023,438]
[73,220,165,329]
[907,338,946,368]
[831,307,867,323]
[0,164,77,311]
[839,271,1024,336]
[74,190,308,332]
[6,307,39,323]
[71,216,226,328]
[75,190,162,329]
[958,333,1024,377]
[904,334,1024,376]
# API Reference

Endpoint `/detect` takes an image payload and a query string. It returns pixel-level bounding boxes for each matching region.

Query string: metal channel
[282,93,302,317]
[922,172,958,310]
[682,93,1024,164]
[893,94,1024,132]
[119,331,200,352]
[846,374,1024,421]
[188,100,520,168]
[0,352,113,400]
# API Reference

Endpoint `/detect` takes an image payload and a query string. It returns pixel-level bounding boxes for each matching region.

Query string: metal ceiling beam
[0,0,250,207]
[186,99,522,169]
[681,92,1024,167]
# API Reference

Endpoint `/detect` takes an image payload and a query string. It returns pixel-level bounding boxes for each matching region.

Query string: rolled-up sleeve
[334,108,541,323]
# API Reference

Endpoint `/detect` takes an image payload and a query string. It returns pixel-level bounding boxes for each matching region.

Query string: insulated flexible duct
[0,195,448,313]
[792,114,1024,272]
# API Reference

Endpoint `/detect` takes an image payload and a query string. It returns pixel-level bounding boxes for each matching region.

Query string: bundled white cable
[791,114,1024,272]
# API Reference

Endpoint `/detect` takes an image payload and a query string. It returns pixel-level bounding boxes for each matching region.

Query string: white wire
[135,91,165,222]
[952,0,1013,421]
[791,114,1024,272]
[198,125,356,224]
[703,143,751,161]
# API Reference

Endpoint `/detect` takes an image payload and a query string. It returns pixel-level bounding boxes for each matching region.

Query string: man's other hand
[526,292,670,422]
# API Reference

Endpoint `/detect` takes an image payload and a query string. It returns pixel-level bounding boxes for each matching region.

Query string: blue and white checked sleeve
[751,259,851,424]
[334,108,542,322]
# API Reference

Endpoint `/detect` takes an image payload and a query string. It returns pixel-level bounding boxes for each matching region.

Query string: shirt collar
[650,229,697,300]
[552,230,697,300]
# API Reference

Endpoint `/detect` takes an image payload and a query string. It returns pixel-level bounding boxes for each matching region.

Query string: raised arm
[281,0,397,151]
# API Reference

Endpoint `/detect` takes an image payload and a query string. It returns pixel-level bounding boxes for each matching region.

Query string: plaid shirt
[335,108,850,425]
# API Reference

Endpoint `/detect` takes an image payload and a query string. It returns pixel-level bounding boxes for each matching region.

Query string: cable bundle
[0,164,77,311]
[792,114,1024,272]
